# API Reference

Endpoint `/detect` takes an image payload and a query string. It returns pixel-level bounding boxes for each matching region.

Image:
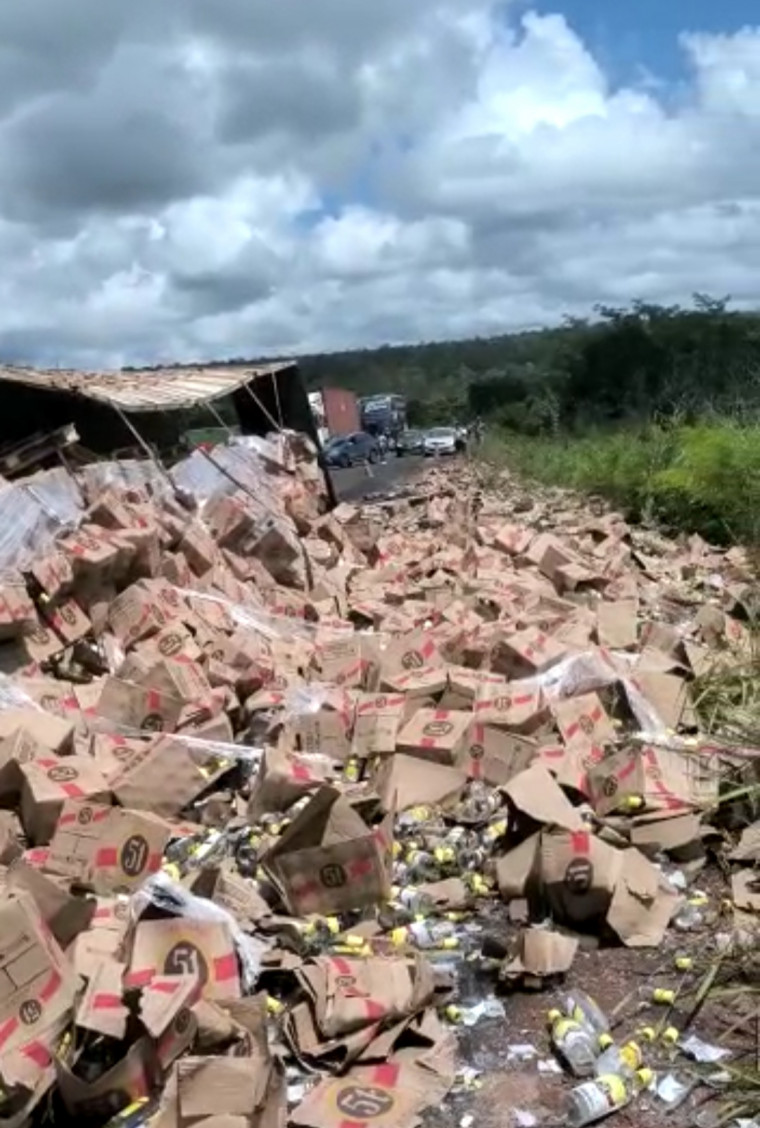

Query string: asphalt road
[329,453,428,501]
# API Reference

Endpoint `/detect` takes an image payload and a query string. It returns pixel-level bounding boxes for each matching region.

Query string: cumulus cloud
[0,1,757,365]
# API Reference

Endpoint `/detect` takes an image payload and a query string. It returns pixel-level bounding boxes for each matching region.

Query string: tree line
[298,295,760,433]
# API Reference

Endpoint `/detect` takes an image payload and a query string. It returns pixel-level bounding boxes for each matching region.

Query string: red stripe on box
[96,848,119,868]
[570,831,590,854]
[39,972,61,1004]
[213,953,239,982]
[93,993,123,1010]
[21,1041,51,1067]
[291,765,312,783]
[0,1018,18,1050]
[374,1062,400,1087]
[348,857,374,879]
[124,968,155,989]
[331,956,353,977]
[61,783,85,799]
[617,757,638,781]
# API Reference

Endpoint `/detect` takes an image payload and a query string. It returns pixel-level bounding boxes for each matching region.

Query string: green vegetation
[297,295,760,431]
[481,420,760,545]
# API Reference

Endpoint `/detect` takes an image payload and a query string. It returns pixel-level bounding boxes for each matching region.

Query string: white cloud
[0,3,758,364]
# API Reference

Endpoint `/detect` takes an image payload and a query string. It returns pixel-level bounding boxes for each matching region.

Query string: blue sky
[526,0,754,84]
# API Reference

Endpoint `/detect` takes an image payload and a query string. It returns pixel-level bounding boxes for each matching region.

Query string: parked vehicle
[324,431,380,468]
[359,394,407,442]
[308,388,360,445]
[396,429,425,456]
[424,427,458,456]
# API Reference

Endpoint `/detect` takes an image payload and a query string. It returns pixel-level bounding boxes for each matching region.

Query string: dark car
[396,429,424,457]
[324,431,380,468]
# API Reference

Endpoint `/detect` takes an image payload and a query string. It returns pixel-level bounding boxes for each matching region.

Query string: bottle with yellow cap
[408,920,459,950]
[398,888,435,917]
[566,1068,653,1127]
[562,991,610,1036]
[547,1011,599,1078]
[594,1036,643,1078]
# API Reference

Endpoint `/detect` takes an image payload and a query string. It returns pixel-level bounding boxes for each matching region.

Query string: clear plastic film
[78,457,175,503]
[171,442,285,517]
[0,472,79,572]
[178,585,364,643]
[524,649,669,737]
[0,673,44,713]
[130,872,268,991]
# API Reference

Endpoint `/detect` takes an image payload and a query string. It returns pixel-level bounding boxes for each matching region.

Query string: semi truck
[358,394,407,441]
[308,388,361,445]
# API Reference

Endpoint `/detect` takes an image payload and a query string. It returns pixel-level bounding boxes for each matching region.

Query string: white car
[424,426,458,456]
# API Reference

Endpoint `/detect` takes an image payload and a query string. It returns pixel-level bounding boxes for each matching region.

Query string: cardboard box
[491,629,568,677]
[59,523,123,578]
[551,691,617,793]
[42,598,91,646]
[0,728,47,801]
[629,670,695,731]
[263,786,393,916]
[0,891,78,1055]
[0,578,35,640]
[597,600,638,650]
[55,1037,156,1120]
[473,684,548,734]
[373,755,466,814]
[461,724,537,786]
[18,614,65,665]
[593,744,717,816]
[96,677,184,734]
[28,553,74,602]
[380,633,445,680]
[319,635,380,689]
[70,895,130,976]
[111,734,230,818]
[248,747,334,819]
[503,764,584,834]
[156,1056,281,1128]
[0,709,74,755]
[126,918,241,1000]
[353,693,407,757]
[139,657,215,711]
[539,827,621,927]
[5,858,96,947]
[396,709,471,765]
[46,800,170,893]
[291,1061,447,1128]
[299,954,434,1039]
[19,755,111,845]
[107,581,168,648]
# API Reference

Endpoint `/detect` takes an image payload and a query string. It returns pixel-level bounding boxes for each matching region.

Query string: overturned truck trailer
[0,361,336,579]
[0,361,320,455]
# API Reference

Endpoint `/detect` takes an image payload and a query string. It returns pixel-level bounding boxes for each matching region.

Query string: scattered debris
[0,444,754,1127]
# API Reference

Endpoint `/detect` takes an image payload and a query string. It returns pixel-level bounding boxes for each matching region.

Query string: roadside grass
[480,421,760,1121]
[480,420,760,545]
